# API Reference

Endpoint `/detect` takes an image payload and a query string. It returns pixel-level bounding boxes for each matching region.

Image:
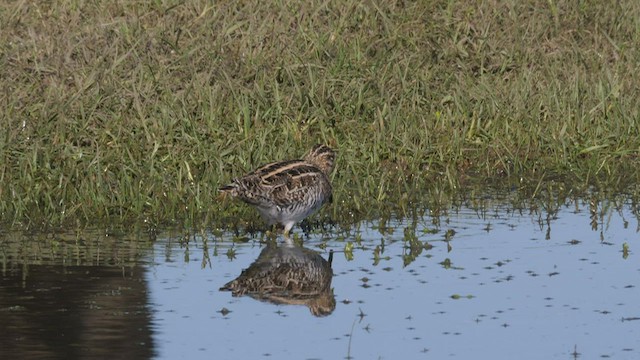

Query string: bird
[219,144,336,239]
[220,242,335,316]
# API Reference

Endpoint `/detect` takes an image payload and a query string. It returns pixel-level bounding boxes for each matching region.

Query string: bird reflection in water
[220,242,335,317]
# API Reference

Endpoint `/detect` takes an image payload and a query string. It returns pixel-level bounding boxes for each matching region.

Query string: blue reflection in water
[146,203,640,360]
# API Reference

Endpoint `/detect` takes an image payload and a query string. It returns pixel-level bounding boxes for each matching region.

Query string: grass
[1,0,640,229]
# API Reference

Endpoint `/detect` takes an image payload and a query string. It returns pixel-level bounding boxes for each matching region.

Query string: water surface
[2,197,639,359]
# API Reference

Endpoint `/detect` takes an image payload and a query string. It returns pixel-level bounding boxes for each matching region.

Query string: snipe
[219,144,336,238]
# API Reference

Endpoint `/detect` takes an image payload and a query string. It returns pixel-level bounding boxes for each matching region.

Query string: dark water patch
[0,265,153,359]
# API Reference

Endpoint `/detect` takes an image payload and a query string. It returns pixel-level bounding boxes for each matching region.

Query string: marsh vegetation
[2,1,640,229]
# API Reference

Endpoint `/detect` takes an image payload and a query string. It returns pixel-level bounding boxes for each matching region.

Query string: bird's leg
[283,222,295,244]
[283,223,305,246]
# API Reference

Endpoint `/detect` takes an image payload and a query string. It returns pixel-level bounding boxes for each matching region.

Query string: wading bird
[219,144,336,239]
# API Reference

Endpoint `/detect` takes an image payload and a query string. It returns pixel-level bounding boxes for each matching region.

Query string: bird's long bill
[217,187,232,201]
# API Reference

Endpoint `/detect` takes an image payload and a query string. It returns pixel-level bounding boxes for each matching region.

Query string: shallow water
[2,197,640,359]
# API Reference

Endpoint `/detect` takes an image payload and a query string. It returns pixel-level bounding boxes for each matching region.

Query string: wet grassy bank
[1,1,640,228]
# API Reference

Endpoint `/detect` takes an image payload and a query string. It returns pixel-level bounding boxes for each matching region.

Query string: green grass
[1,0,640,229]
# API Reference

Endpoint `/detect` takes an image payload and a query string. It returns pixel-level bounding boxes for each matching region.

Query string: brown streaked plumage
[219,144,336,238]
[220,243,335,317]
